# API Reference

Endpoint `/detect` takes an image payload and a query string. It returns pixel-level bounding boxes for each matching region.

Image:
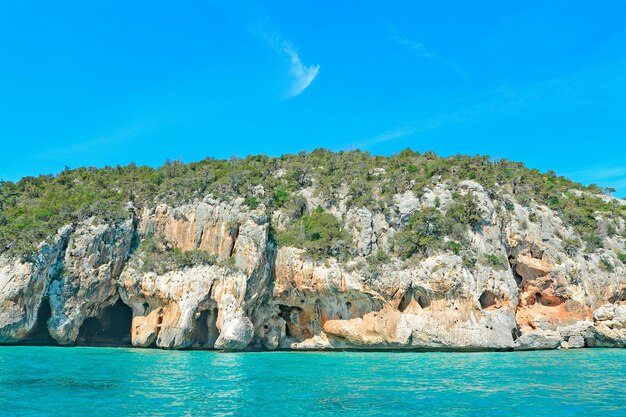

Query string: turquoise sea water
[0,347,624,416]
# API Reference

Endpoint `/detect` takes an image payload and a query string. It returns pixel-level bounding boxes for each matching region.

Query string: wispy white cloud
[282,42,320,98]
[348,86,521,150]
[563,165,626,196]
[563,166,626,183]
[390,27,469,79]
[347,59,626,151]
[344,58,626,197]
[258,26,320,99]
[34,121,154,161]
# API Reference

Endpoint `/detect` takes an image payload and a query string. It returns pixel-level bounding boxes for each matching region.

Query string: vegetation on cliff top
[0,148,624,259]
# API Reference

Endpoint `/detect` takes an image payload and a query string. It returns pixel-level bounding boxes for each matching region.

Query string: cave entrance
[76,299,133,346]
[479,291,498,310]
[278,304,308,341]
[21,298,57,345]
[189,307,219,349]
[399,289,431,313]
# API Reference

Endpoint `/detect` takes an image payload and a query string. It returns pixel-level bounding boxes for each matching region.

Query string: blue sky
[1,1,625,195]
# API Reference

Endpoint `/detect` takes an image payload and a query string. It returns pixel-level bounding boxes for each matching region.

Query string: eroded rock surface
[1,182,625,351]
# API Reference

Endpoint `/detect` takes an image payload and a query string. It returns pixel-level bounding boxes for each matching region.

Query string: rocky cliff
[1,151,625,351]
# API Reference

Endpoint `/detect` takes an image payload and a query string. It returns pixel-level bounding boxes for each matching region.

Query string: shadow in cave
[279,304,309,341]
[479,291,498,310]
[76,299,133,347]
[188,307,219,349]
[20,298,58,346]
[399,288,431,313]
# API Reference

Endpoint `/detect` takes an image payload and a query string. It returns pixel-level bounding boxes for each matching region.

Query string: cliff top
[1,148,625,261]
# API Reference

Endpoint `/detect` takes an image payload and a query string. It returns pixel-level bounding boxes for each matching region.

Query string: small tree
[394,207,445,259]
[445,192,483,230]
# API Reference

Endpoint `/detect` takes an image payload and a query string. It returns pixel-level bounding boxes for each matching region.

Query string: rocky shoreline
[2,181,625,351]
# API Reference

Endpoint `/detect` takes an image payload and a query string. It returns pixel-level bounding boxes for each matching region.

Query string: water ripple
[0,347,624,416]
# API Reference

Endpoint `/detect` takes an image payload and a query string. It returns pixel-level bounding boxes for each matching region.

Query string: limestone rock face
[515,331,563,350]
[119,198,271,350]
[0,225,72,343]
[46,218,135,345]
[270,248,519,351]
[119,266,223,349]
[588,304,626,347]
[214,314,254,350]
[1,180,625,351]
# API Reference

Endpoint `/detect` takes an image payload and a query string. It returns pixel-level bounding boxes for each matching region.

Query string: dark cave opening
[399,291,412,313]
[278,304,307,340]
[189,307,219,349]
[195,310,210,345]
[278,304,293,337]
[416,294,431,309]
[76,299,133,346]
[21,298,57,345]
[535,293,563,307]
[609,288,626,304]
[511,327,521,341]
[399,289,431,313]
[509,256,523,287]
[479,291,498,310]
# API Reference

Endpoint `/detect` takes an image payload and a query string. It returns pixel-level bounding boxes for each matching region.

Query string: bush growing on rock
[272,189,289,208]
[393,207,446,258]
[584,233,603,252]
[562,238,581,256]
[482,254,508,270]
[445,241,462,255]
[366,249,391,270]
[445,192,483,230]
[135,234,217,274]
[244,197,259,209]
[275,207,350,258]
[599,257,615,272]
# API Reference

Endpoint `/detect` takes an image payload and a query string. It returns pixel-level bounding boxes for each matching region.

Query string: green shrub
[584,233,603,252]
[275,207,350,257]
[562,238,581,256]
[245,196,260,209]
[445,192,483,230]
[366,249,391,273]
[483,254,508,270]
[517,193,532,207]
[600,257,615,273]
[273,189,289,207]
[367,249,390,265]
[462,252,477,268]
[446,241,462,255]
[220,255,237,269]
[135,234,217,274]
[393,207,445,259]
